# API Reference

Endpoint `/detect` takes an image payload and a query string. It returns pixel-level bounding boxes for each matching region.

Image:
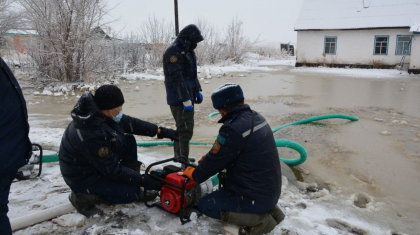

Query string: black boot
[69,192,105,218]
[139,187,159,201]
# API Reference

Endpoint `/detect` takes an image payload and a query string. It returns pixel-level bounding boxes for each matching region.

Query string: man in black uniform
[183,84,284,235]
[59,85,178,217]
[0,58,32,235]
[163,24,203,167]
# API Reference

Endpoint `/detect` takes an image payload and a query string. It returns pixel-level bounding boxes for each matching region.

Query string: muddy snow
[9,62,420,235]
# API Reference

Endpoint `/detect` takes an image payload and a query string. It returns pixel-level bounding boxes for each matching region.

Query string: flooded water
[22,67,420,234]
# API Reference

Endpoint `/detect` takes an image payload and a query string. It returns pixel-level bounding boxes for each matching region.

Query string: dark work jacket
[163,24,203,106]
[59,92,158,188]
[193,105,282,211]
[0,57,31,173]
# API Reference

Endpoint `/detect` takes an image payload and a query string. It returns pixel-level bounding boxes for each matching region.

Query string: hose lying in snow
[41,114,359,166]
[10,202,74,232]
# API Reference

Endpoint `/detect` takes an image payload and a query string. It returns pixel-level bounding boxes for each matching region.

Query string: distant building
[295,0,420,74]
[281,43,294,56]
[1,29,38,53]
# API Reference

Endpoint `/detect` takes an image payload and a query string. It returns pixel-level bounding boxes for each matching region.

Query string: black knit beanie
[94,85,125,110]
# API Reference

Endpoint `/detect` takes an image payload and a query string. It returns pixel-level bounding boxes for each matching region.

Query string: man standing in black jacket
[163,24,204,167]
[59,85,178,217]
[0,57,32,235]
[182,84,284,235]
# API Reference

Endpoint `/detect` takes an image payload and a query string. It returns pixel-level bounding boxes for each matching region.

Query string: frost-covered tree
[19,0,110,82]
[139,16,173,69]
[194,17,224,65]
[0,0,22,56]
[0,0,21,36]
[224,18,258,64]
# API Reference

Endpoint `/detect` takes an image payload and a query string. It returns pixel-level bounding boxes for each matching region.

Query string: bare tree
[194,17,224,65]
[139,16,174,68]
[0,0,21,35]
[224,18,258,64]
[0,0,22,57]
[19,0,110,82]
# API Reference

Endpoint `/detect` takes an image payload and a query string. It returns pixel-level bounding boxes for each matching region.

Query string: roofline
[4,33,38,36]
[295,26,410,31]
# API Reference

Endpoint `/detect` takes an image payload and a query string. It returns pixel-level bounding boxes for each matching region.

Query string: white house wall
[296,28,413,66]
[409,34,420,70]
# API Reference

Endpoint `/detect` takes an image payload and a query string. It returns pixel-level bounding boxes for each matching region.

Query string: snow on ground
[290,67,416,79]
[9,118,400,235]
[120,58,283,82]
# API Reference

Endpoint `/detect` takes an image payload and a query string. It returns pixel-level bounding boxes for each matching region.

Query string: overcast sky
[106,0,304,45]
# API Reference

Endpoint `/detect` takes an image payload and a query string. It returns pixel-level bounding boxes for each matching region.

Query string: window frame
[323,36,337,55]
[395,35,412,56]
[373,35,389,56]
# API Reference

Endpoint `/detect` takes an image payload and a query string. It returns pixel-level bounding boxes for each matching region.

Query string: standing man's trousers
[170,105,194,167]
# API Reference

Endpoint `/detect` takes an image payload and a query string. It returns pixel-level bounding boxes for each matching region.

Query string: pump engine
[144,158,213,224]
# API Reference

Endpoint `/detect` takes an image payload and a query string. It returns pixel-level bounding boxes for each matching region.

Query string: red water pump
[144,157,213,224]
[160,172,197,213]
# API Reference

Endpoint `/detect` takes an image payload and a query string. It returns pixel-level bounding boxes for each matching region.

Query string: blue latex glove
[195,92,203,104]
[183,100,193,111]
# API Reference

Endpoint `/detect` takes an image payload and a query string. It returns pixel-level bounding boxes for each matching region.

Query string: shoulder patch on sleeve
[212,141,222,154]
[98,146,109,157]
[170,55,178,63]
[216,135,226,145]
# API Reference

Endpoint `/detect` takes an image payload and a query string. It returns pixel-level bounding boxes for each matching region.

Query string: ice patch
[52,214,86,227]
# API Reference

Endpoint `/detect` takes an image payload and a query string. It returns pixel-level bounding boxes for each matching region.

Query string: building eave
[295,26,411,32]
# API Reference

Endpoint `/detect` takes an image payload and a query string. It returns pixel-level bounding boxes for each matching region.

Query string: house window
[374,36,389,55]
[396,35,411,55]
[324,36,337,55]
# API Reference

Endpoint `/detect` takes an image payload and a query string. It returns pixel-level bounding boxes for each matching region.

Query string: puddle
[19,70,420,234]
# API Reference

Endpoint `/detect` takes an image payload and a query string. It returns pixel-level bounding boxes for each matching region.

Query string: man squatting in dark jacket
[0,57,32,235]
[163,24,203,167]
[59,85,177,217]
[183,84,284,235]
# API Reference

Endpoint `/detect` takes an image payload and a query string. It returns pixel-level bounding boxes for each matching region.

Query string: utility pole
[174,0,179,36]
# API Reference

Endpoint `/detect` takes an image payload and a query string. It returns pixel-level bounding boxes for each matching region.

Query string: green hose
[271,114,359,133]
[208,112,220,119]
[40,114,358,167]
[136,141,212,147]
[207,112,358,166]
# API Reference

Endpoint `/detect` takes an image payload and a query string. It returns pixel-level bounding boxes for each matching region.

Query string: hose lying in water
[41,114,358,166]
[208,112,359,166]
[41,141,213,163]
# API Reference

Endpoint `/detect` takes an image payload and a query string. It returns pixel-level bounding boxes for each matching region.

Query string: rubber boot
[220,211,278,235]
[139,187,159,202]
[69,192,104,218]
[269,205,285,224]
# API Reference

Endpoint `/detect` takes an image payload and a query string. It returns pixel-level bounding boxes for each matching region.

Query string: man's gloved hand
[142,174,163,191]
[183,100,193,111]
[195,92,203,104]
[182,167,195,181]
[157,127,179,141]
[198,155,205,164]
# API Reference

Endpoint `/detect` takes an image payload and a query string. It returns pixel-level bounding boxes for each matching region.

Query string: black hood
[177,24,204,49]
[71,91,106,128]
